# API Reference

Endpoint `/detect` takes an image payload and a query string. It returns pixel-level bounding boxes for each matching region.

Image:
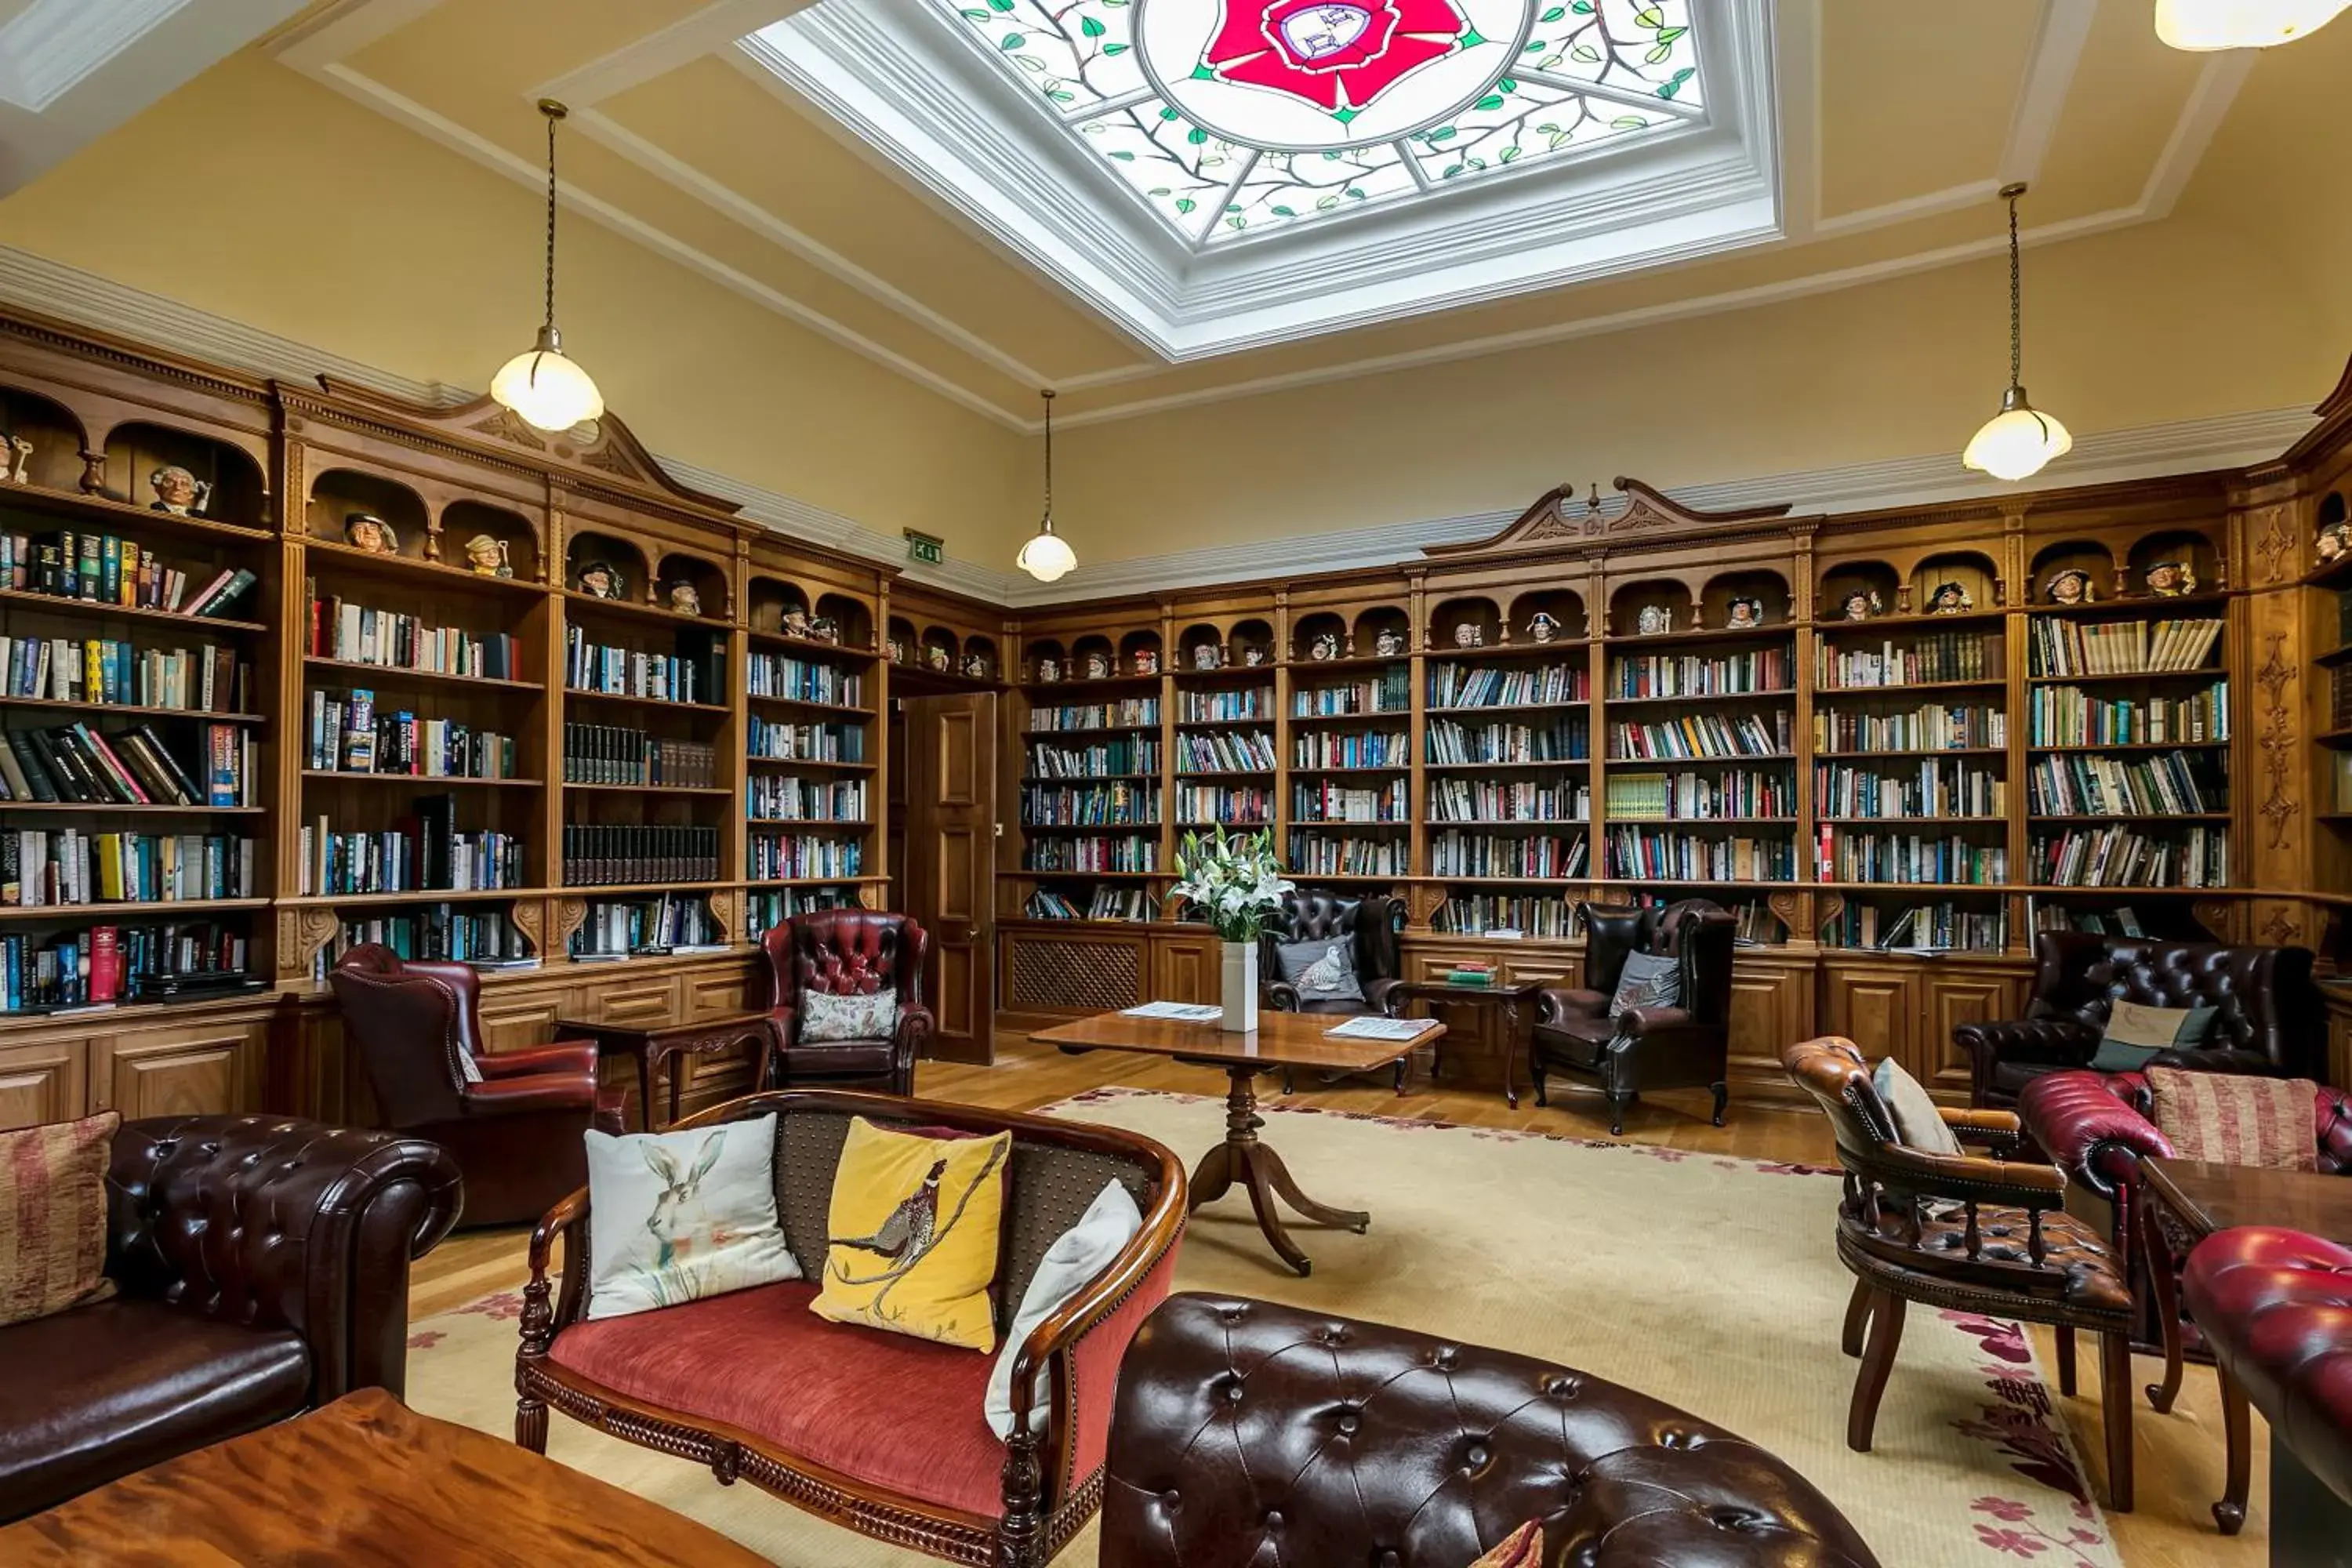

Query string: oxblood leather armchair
[1955,931,2318,1109]
[1531,898,1734,1134]
[0,1114,460,1522]
[1098,1293,1882,1567]
[328,944,624,1227]
[1258,891,1403,1094]
[759,910,932,1096]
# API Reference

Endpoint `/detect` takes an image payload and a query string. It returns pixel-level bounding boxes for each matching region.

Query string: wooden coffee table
[556,1015,774,1132]
[2140,1156,2352,1535]
[1033,1008,1443,1276]
[0,1388,768,1565]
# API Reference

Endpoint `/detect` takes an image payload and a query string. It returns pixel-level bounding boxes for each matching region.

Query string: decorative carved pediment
[1424,477,1800,559]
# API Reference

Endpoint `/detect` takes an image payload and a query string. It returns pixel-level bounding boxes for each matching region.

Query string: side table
[1389,979,1542,1108]
[555,1015,774,1133]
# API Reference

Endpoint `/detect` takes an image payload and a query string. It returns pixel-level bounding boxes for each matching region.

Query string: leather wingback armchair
[760,910,933,1096]
[1258,891,1404,1093]
[1531,898,1734,1134]
[328,944,624,1227]
[1955,931,2319,1109]
[0,1114,460,1522]
[1098,1293,1882,1567]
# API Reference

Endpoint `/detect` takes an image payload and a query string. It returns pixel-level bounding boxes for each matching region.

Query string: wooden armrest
[1875,1139,2067,1203]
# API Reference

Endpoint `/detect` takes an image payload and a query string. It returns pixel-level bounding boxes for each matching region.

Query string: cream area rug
[403,1088,2121,1568]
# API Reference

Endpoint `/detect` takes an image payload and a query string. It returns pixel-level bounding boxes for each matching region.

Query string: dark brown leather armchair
[759,910,933,1096]
[1099,1293,1882,1567]
[1955,931,2319,1109]
[0,1113,460,1522]
[328,944,624,1227]
[1257,890,1403,1093]
[1531,898,1734,1134]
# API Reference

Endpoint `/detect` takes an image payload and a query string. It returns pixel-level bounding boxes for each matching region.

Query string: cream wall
[0,52,1033,564]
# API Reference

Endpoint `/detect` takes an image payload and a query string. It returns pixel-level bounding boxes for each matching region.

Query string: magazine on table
[1121,1000,1224,1021]
[1323,1015,1440,1042]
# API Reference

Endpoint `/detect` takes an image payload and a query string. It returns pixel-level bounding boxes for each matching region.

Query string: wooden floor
[411,1034,2265,1568]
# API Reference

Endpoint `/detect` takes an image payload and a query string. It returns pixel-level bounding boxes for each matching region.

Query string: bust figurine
[3,433,31,485]
[887,637,906,664]
[962,652,990,679]
[2143,560,2196,598]
[1927,580,1974,615]
[2318,521,2352,564]
[1085,649,1113,679]
[345,512,398,555]
[927,643,953,672]
[1035,655,1061,683]
[807,615,840,645]
[2043,568,2093,606]
[1526,612,1562,644]
[574,558,622,598]
[1241,644,1266,666]
[1838,588,1882,622]
[1374,628,1406,657]
[1309,632,1340,661]
[149,464,211,517]
[666,580,702,616]
[781,608,811,638]
[1723,597,1766,630]
[1133,648,1159,675]
[1191,643,1220,671]
[463,534,514,578]
[1452,622,1483,648]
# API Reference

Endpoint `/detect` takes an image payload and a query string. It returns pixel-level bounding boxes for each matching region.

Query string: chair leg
[1606,1091,1629,1136]
[2055,1325,2077,1398]
[1847,1290,1907,1453]
[1280,1068,1294,1095]
[515,1396,548,1454]
[2214,1367,2249,1536]
[1530,1061,1548,1107]
[1709,1080,1729,1127]
[2099,1330,2134,1513]
[1393,1056,1406,1096]
[1841,1276,1874,1358]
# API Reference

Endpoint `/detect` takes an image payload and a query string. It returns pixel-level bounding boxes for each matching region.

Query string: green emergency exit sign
[905,530,945,567]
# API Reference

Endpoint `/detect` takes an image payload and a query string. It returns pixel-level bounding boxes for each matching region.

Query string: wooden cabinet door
[1152,934,1218,1005]
[1822,963,1918,1066]
[1923,967,2028,1101]
[593,975,681,1029]
[684,967,755,1022]
[0,1038,88,1130]
[1725,958,1811,1098]
[481,991,565,1056]
[91,1025,257,1122]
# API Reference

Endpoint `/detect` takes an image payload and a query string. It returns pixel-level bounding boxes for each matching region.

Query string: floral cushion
[0,1112,118,1330]
[800,987,900,1044]
[1467,1520,1544,1567]
[583,1112,800,1321]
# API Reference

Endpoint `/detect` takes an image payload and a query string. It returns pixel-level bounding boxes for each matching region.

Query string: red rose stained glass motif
[1205,0,1472,117]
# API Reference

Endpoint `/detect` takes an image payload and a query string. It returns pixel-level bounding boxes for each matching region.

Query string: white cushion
[800,987,901,1044]
[985,1179,1143,1438]
[583,1112,800,1320]
[1872,1058,1962,1158]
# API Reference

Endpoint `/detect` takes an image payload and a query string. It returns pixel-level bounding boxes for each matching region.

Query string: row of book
[1607,648,1792,699]
[1425,719,1584,765]
[1027,699,1159,732]
[1817,829,2007,886]
[748,652,863,708]
[748,717,865,764]
[2025,684,2227,747]
[1826,902,2008,953]
[1180,688,1269,721]
[1024,837,1157,872]
[315,909,526,980]
[747,885,856,938]
[1815,760,2006,819]
[564,727,717,788]
[299,822,525,896]
[0,720,237,806]
[748,833,864,881]
[1432,895,1577,939]
[1606,769,1795,819]
[1025,886,1155,921]
[1426,662,1586,709]
[1025,739,1157,778]
[1297,730,1411,768]
[1293,779,1407,822]
[2,531,253,617]
[3,636,250,713]
[1813,703,2005,753]
[306,691,517,780]
[560,825,721,886]
[2027,752,2222,817]
[571,895,723,959]
[1610,711,1793,762]
[1603,827,1795,881]
[1427,830,1586,878]
[2,924,251,1013]
[2029,616,2223,677]
[2034,905,2152,938]
[307,593,524,680]
[5,829,255,906]
[1817,633,1994,688]
[1428,779,1588,822]
[1021,783,1159,826]
[564,628,716,703]
[1178,785,1272,824]
[1294,670,1409,715]
[2031,826,2227,887]
[746,775,867,822]
[1290,833,1407,876]
[1180,731,1276,772]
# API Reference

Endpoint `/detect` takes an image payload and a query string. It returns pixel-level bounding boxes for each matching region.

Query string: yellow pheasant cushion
[812,1117,1011,1352]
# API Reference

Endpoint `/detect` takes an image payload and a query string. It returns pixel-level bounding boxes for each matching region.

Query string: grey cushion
[1873,1057,1962,1157]
[1275,938,1363,1005]
[1606,951,1680,1018]
[2089,1001,2218,1072]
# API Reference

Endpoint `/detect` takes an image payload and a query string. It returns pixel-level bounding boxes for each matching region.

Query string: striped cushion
[2146,1069,2316,1172]
[1469,1520,1545,1567]
[1,1111,118,1330]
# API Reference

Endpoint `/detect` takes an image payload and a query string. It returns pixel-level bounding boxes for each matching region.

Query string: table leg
[2214,1367,2249,1536]
[1195,1067,1371,1277]
[633,1049,656,1134]
[2139,1196,2185,1414]
[666,1047,688,1130]
[1500,997,1522,1110]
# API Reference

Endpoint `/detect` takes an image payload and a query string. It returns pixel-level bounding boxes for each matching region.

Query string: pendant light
[1962,183,2072,484]
[1016,390,1076,583]
[2155,0,2349,49]
[490,100,604,433]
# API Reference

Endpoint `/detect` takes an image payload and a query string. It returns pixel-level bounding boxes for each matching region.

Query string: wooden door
[0,1039,88,1130]
[901,693,998,1064]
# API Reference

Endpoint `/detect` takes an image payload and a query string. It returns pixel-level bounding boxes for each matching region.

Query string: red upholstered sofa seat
[548,1280,1005,1519]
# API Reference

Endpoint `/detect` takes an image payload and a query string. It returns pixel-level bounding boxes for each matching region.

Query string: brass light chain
[1040,389,1056,526]
[2002,181,2026,390]
[540,100,566,335]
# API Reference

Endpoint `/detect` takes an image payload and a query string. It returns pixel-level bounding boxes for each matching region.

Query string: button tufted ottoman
[1100,1294,1881,1567]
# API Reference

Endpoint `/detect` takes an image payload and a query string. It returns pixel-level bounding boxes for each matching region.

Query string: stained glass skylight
[933,0,1703,244]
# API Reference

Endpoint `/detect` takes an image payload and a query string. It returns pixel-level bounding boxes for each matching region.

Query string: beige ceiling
[260,0,2292,431]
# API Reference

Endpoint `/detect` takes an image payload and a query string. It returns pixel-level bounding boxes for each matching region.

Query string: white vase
[1220,941,1259,1033]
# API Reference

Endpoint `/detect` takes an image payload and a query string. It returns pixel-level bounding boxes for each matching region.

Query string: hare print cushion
[800,987,901,1043]
[583,1112,800,1321]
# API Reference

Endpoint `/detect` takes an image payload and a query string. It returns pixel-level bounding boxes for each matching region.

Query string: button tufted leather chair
[1531,899,1734,1134]
[328,944,625,1227]
[1783,1036,2141,1510]
[759,911,933,1096]
[2183,1227,2352,1560]
[0,1114,461,1522]
[1955,931,2319,1109]
[1258,891,1404,1093]
[1098,1293,1882,1567]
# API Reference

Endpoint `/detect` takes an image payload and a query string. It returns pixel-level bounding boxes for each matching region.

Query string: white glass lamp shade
[1017,524,1076,583]
[1962,389,2074,482]
[490,329,604,432]
[2155,0,2350,48]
